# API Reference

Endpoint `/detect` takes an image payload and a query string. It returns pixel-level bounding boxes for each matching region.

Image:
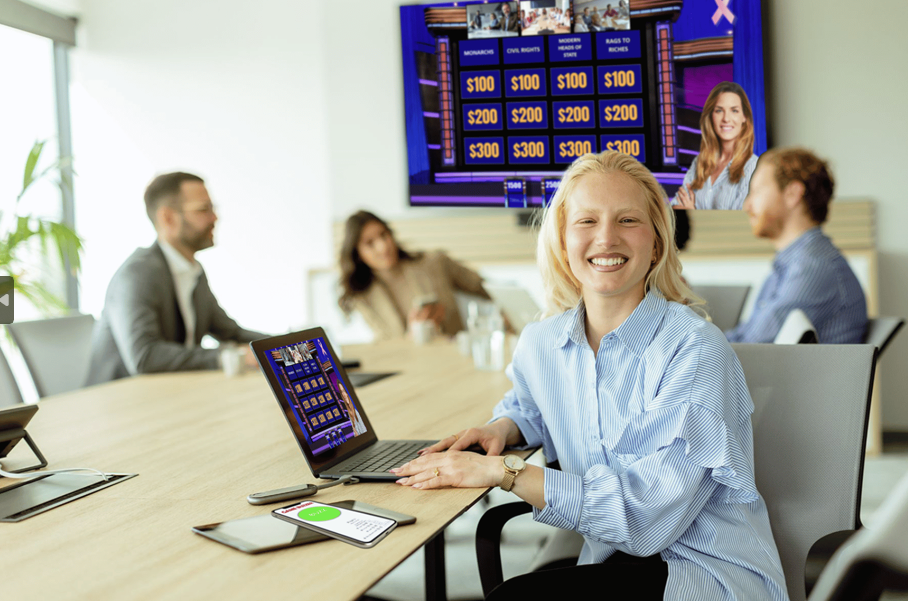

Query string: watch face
[504,455,525,470]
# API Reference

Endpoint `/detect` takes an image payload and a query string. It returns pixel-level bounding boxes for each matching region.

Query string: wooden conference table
[1,340,517,601]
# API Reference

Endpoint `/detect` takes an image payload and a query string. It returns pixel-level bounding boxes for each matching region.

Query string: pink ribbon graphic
[712,0,735,25]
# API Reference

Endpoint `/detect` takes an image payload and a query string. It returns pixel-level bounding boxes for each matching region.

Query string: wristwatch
[499,455,526,492]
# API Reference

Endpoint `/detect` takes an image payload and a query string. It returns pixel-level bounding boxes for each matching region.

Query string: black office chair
[807,469,908,600]
[476,344,877,601]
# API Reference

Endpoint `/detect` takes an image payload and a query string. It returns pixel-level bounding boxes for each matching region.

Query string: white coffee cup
[412,320,436,345]
[221,345,243,377]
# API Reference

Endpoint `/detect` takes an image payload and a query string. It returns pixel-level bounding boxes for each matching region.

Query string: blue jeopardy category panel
[452,28,652,180]
[554,135,597,164]
[551,67,594,96]
[601,134,647,163]
[459,38,500,67]
[461,71,501,100]
[502,36,544,65]
[508,136,550,165]
[463,103,502,131]
[553,100,596,129]
[504,68,547,98]
[596,31,641,60]
[464,137,505,165]
[599,98,644,128]
[548,34,592,62]
[598,64,643,95]
[507,101,548,130]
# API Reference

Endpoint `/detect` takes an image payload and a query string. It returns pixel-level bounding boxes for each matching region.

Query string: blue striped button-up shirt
[493,291,789,600]
[725,227,867,343]
[672,154,758,210]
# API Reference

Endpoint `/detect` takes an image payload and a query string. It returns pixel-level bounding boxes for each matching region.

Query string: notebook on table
[251,328,434,481]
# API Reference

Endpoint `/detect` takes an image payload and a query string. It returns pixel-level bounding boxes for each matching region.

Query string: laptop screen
[252,328,378,475]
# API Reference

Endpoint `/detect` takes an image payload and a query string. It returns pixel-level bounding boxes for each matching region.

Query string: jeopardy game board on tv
[401,0,767,207]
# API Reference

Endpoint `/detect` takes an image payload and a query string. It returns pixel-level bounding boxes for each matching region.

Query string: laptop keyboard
[341,441,427,474]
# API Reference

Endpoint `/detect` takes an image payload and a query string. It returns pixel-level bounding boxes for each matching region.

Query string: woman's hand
[408,302,446,328]
[391,450,504,490]
[674,184,696,209]
[418,419,518,457]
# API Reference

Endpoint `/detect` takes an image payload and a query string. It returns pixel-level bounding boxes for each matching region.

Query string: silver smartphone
[272,499,397,549]
[192,500,414,554]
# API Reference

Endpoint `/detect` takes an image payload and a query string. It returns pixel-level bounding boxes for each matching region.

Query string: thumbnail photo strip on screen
[468,2,520,39]
[521,0,571,36]
[573,0,630,32]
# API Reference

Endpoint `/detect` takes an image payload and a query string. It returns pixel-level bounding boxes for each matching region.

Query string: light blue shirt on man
[725,227,867,343]
[493,290,789,600]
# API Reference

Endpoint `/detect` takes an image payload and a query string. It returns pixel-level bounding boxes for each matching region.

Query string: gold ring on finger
[434,468,440,478]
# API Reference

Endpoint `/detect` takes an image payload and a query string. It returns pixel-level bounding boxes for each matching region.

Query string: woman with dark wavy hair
[338,210,491,341]
[674,81,758,210]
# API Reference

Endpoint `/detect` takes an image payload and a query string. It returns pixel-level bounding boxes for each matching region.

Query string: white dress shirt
[158,240,203,348]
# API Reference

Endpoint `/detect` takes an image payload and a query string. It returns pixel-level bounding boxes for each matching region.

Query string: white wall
[71,0,332,335]
[325,0,415,221]
[323,0,908,428]
[764,0,908,428]
[65,0,908,427]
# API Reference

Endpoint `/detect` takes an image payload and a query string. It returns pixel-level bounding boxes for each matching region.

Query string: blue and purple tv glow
[401,0,766,207]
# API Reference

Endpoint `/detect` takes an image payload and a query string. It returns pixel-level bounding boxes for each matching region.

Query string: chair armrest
[475,501,534,598]
[806,530,858,596]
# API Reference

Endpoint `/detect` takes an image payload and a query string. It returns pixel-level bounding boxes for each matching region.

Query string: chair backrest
[808,469,908,601]
[774,308,818,344]
[690,284,750,332]
[484,284,542,333]
[863,317,904,357]
[732,343,877,601]
[0,346,23,407]
[8,314,96,398]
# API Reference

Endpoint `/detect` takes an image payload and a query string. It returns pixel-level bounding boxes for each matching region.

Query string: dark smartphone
[192,500,415,554]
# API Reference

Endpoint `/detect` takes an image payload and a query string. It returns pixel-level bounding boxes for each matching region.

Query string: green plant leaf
[14,279,68,314]
[47,220,83,272]
[20,140,46,201]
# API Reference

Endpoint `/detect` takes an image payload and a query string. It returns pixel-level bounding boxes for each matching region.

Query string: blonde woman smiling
[393,152,788,600]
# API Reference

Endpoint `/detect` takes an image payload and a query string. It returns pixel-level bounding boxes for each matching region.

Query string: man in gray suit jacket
[86,172,267,385]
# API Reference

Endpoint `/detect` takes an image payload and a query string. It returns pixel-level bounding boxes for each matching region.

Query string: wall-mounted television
[400,0,767,207]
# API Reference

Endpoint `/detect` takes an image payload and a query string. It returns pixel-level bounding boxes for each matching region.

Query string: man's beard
[180,223,214,252]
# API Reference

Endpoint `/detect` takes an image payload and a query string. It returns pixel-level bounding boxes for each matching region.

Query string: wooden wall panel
[333,200,874,266]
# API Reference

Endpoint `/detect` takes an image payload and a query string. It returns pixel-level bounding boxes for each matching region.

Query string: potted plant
[4,140,83,314]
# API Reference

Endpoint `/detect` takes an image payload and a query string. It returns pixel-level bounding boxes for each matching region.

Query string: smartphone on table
[272,499,397,549]
[193,500,413,554]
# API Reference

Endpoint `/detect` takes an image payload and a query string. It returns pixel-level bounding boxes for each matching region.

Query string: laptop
[251,327,435,481]
[485,284,542,333]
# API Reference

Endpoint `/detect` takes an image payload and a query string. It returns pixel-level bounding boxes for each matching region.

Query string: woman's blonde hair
[690,81,755,190]
[536,150,703,317]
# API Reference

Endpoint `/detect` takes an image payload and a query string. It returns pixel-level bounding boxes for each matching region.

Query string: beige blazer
[350,251,490,340]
